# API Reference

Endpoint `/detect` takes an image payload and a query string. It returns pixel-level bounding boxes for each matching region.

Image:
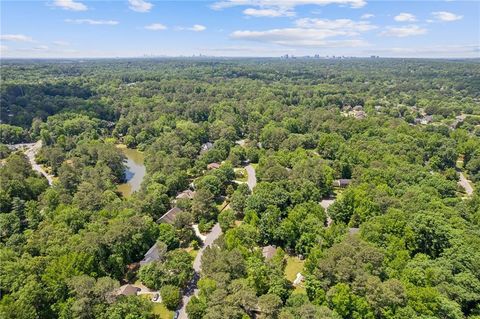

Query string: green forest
[1,58,480,319]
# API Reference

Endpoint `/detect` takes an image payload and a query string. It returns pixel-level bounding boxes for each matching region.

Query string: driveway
[245,164,257,191]
[458,172,474,196]
[319,198,335,227]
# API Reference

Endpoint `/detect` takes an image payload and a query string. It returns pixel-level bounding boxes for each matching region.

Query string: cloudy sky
[1,0,478,58]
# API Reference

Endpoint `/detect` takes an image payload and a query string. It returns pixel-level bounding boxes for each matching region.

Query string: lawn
[152,302,174,319]
[234,168,248,182]
[186,247,199,259]
[140,295,174,319]
[216,200,229,212]
[284,256,305,282]
[284,256,306,294]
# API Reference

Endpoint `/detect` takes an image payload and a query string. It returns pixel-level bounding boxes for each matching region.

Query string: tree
[196,175,223,197]
[138,249,193,290]
[327,283,374,319]
[101,296,154,319]
[187,296,207,319]
[218,209,236,232]
[258,294,283,318]
[407,212,452,258]
[328,189,355,225]
[192,188,218,222]
[157,223,180,250]
[0,124,26,144]
[258,205,283,245]
[230,184,251,216]
[260,124,289,151]
[160,285,181,310]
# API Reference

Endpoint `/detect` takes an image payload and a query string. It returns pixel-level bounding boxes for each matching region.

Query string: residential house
[200,142,213,154]
[262,245,277,260]
[116,284,140,297]
[140,243,162,266]
[333,179,352,188]
[157,207,183,224]
[207,162,221,170]
[176,190,196,200]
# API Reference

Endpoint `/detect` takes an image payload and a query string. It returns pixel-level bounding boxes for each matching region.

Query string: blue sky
[1,0,478,58]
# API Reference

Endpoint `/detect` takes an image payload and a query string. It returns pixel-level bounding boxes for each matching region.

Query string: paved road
[245,164,257,191]
[177,223,222,319]
[9,141,53,185]
[458,172,474,196]
[192,223,221,272]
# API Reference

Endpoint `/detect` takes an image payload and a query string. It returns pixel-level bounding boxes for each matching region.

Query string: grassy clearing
[186,247,199,259]
[285,256,306,294]
[292,285,307,294]
[284,256,304,281]
[216,200,229,212]
[152,302,174,319]
[140,295,174,319]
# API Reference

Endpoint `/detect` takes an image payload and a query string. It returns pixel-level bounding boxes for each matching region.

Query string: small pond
[117,147,146,197]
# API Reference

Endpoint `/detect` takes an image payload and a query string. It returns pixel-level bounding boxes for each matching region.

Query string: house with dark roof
[140,243,162,266]
[157,207,183,224]
[333,179,352,188]
[200,142,213,154]
[116,284,140,297]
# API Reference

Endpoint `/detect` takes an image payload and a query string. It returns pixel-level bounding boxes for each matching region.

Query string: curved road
[177,223,222,319]
[9,141,53,185]
[177,165,256,318]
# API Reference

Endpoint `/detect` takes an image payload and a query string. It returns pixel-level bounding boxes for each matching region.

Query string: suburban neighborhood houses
[2,52,479,319]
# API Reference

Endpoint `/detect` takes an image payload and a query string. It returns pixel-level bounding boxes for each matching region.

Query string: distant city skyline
[1,0,478,58]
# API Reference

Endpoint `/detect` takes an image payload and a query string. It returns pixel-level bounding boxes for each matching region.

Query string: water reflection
[117,147,146,197]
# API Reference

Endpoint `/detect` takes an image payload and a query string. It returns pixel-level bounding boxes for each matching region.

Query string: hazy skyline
[1,0,478,58]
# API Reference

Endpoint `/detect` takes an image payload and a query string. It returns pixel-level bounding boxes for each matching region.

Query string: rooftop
[157,207,183,224]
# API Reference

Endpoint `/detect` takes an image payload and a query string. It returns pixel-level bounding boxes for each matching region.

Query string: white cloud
[145,23,167,30]
[381,25,427,37]
[176,25,207,32]
[394,13,416,22]
[295,18,377,32]
[211,0,367,12]
[0,45,8,51]
[231,17,375,47]
[128,0,153,13]
[53,40,70,46]
[232,28,368,47]
[432,11,463,22]
[65,19,119,25]
[189,24,207,32]
[361,13,374,19]
[0,34,34,42]
[243,8,295,17]
[52,0,87,11]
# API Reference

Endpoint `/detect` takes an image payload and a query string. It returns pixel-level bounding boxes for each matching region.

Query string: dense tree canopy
[1,58,479,319]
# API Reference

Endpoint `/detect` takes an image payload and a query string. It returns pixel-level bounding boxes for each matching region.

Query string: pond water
[117,147,146,197]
